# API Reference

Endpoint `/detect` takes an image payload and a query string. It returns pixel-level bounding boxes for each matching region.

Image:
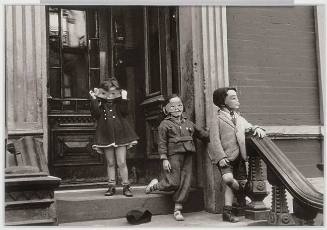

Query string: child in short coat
[209,87,266,223]
[90,77,139,197]
[145,95,209,221]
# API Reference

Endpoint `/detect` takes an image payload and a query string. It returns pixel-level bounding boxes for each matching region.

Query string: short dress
[90,96,139,154]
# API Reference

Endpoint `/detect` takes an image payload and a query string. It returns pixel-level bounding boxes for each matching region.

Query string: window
[48,7,100,112]
[144,6,180,98]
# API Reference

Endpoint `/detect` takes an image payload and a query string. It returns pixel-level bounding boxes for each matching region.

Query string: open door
[47,6,179,186]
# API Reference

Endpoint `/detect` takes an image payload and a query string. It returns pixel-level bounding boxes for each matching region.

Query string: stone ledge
[5,174,61,226]
[56,186,204,223]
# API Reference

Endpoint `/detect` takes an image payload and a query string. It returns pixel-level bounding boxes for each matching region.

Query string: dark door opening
[47,6,179,187]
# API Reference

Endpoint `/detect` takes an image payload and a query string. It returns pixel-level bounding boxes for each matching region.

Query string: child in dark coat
[90,78,139,197]
[209,87,266,222]
[145,95,209,221]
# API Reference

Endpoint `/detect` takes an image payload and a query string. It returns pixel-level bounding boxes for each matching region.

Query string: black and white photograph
[2,0,325,227]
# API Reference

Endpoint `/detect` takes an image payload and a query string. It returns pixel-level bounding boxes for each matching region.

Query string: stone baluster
[244,148,270,220]
[266,167,295,225]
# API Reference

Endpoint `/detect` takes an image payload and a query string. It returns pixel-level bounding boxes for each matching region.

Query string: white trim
[8,129,44,135]
[221,6,229,87]
[315,5,326,126]
[314,5,326,169]
[262,125,322,136]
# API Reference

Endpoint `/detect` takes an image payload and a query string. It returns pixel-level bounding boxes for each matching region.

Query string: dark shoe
[123,184,133,197]
[223,206,240,223]
[105,185,116,196]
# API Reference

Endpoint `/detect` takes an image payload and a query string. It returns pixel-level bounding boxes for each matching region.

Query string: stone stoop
[60,210,267,227]
[55,186,204,224]
[56,177,324,226]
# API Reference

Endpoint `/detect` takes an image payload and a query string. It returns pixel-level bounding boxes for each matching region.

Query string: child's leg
[115,146,129,185]
[172,153,192,221]
[146,154,182,194]
[224,186,234,206]
[103,147,116,185]
[221,172,241,222]
[173,153,192,205]
[116,146,133,197]
[222,172,240,192]
[156,154,182,191]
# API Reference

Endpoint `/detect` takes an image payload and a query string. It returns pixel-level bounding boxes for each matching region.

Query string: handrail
[246,136,323,212]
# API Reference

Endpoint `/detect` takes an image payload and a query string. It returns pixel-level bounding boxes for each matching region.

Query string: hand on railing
[251,126,266,138]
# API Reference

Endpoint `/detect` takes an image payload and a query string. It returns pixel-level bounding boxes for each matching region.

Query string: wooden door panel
[48,115,107,183]
[52,132,102,165]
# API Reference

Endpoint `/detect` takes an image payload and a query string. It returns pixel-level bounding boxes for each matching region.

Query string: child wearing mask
[209,87,266,222]
[89,77,139,197]
[145,95,209,221]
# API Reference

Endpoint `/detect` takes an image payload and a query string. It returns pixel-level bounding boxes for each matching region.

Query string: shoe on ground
[145,179,158,194]
[173,210,184,221]
[123,184,133,197]
[104,186,116,196]
[222,206,240,223]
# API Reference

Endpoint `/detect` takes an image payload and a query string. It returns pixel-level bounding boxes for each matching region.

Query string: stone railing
[241,135,323,226]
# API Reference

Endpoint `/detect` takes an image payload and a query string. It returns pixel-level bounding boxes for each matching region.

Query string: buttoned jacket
[158,116,209,160]
[90,97,139,147]
[208,109,254,164]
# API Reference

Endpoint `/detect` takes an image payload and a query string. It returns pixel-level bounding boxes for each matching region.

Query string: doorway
[47,6,179,186]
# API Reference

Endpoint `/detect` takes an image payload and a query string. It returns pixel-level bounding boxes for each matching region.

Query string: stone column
[179,6,229,213]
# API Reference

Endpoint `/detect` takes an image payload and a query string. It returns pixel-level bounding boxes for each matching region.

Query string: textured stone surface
[56,186,204,223]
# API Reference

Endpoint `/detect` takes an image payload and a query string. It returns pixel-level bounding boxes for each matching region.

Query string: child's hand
[218,158,229,167]
[253,128,266,138]
[163,159,171,173]
[121,90,127,100]
[89,90,96,99]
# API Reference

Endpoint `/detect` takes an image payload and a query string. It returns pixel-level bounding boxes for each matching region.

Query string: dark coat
[157,116,209,160]
[90,97,139,147]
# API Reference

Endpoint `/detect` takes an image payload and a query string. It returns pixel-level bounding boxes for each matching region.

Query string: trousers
[156,152,193,204]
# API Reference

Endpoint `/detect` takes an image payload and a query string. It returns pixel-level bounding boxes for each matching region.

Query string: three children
[90,81,265,223]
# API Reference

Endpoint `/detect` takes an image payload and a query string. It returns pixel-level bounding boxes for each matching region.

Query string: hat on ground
[126,208,152,225]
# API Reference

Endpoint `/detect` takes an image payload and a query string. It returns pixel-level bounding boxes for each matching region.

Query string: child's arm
[193,125,210,143]
[208,118,228,165]
[89,90,101,119]
[157,122,168,160]
[239,116,266,138]
[157,122,172,172]
[118,90,129,116]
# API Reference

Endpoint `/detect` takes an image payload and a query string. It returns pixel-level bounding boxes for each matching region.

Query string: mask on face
[164,101,184,117]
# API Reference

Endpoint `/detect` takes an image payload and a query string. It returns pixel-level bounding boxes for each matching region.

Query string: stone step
[55,186,204,224]
[60,210,268,227]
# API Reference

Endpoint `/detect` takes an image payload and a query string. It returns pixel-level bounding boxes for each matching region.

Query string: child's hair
[100,77,120,90]
[213,87,237,107]
[162,94,184,115]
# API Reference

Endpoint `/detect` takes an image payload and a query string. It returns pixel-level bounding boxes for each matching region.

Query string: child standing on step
[89,77,139,197]
[145,95,209,221]
[209,87,266,222]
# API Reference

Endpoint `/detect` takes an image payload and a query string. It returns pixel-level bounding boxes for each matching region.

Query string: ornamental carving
[6,190,53,202]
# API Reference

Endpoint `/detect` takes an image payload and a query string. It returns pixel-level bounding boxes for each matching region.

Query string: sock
[226,179,240,191]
